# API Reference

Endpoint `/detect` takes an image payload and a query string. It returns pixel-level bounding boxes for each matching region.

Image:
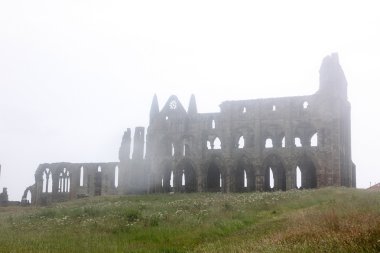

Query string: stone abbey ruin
[22,54,356,205]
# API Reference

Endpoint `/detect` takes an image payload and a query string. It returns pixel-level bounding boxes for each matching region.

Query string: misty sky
[1,1,379,200]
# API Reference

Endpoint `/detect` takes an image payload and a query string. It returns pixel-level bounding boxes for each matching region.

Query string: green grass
[1,188,380,252]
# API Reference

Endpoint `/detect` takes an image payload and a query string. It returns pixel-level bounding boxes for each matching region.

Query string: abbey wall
[22,54,356,205]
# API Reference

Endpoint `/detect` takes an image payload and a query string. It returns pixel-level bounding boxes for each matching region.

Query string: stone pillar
[255,175,265,191]
[132,127,145,160]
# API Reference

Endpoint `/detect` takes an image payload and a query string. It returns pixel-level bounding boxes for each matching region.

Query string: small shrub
[124,209,141,222]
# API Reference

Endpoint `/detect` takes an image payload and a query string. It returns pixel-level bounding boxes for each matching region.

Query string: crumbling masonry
[22,54,356,205]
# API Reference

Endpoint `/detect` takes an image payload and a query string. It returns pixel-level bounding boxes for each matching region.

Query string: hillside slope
[1,188,379,253]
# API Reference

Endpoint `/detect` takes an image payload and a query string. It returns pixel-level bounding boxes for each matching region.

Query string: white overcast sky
[0,0,379,200]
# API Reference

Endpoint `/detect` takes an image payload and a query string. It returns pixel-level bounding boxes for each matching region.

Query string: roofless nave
[22,53,356,205]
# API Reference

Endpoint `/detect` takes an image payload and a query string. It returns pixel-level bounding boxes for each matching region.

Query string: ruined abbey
[22,54,356,205]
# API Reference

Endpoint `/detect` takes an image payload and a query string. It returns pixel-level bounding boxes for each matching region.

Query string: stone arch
[296,154,318,189]
[176,158,197,193]
[234,155,253,192]
[295,122,317,147]
[42,168,52,193]
[58,168,71,193]
[22,186,34,205]
[205,155,225,192]
[159,160,175,193]
[205,134,222,150]
[214,137,222,149]
[262,154,286,191]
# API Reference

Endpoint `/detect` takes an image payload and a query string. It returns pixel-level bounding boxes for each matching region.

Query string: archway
[235,156,251,192]
[161,169,173,193]
[297,156,317,189]
[207,162,222,192]
[234,167,247,192]
[42,168,52,193]
[263,155,286,191]
[178,160,197,193]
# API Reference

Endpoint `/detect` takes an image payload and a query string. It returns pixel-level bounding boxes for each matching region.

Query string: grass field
[1,188,380,253]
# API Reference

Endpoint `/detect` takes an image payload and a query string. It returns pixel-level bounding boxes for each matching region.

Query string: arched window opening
[238,136,245,149]
[171,143,175,156]
[165,116,169,121]
[161,178,164,188]
[169,171,174,188]
[219,173,222,188]
[295,138,302,147]
[67,172,70,193]
[62,169,67,192]
[58,173,62,192]
[42,169,52,193]
[97,166,102,172]
[59,168,70,193]
[206,141,212,150]
[265,156,286,191]
[296,166,302,189]
[181,170,185,186]
[183,144,189,156]
[303,101,309,109]
[214,137,221,149]
[265,138,273,148]
[242,107,247,113]
[281,137,286,148]
[244,170,247,188]
[114,166,119,188]
[297,157,317,189]
[80,166,84,187]
[26,190,32,203]
[48,172,52,192]
[211,119,216,129]
[42,172,47,193]
[269,168,274,189]
[272,105,276,111]
[311,133,318,147]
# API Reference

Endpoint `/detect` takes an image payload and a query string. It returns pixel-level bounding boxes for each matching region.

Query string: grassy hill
[1,188,380,253]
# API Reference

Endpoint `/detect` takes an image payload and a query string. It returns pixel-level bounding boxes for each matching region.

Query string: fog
[1,1,379,200]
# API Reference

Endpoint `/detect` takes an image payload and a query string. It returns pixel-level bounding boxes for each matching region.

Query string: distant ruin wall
[25,54,355,205]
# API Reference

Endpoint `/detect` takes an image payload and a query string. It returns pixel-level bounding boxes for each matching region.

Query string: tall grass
[0,188,379,252]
